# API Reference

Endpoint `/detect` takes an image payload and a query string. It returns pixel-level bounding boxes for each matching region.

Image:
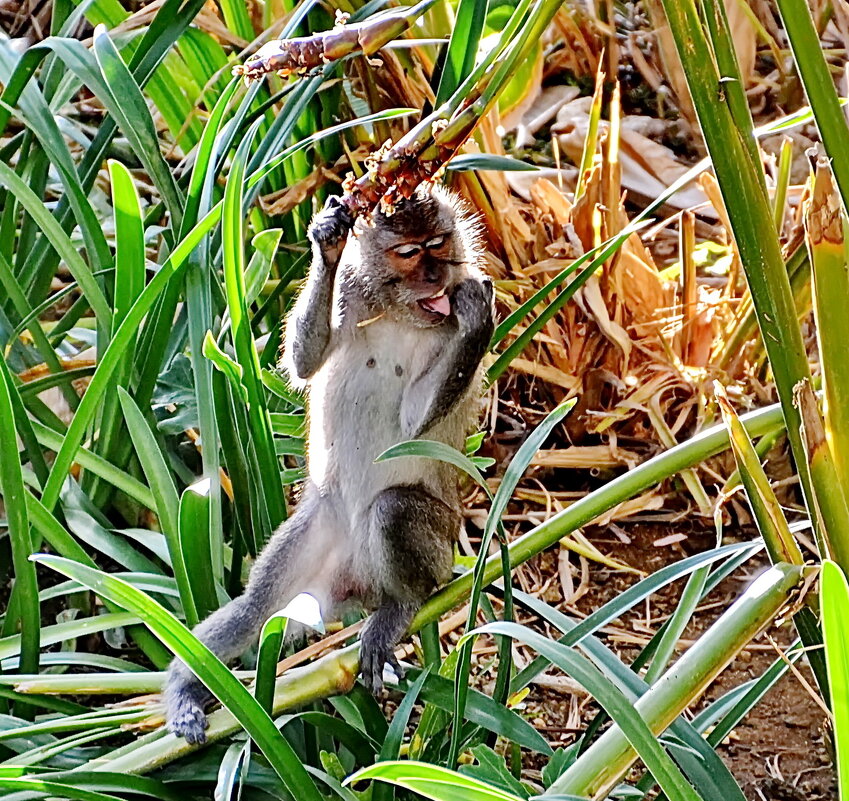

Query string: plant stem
[546,563,804,798]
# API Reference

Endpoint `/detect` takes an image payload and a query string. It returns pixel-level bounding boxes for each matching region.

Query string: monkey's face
[382,230,463,325]
[346,184,484,328]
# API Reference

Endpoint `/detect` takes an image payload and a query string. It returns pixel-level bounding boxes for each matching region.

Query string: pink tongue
[423,294,451,316]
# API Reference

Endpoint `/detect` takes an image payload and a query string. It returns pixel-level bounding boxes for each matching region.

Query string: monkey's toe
[167,700,209,745]
[359,645,385,694]
[360,643,405,695]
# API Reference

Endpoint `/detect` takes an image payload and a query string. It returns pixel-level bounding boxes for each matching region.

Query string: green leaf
[118,387,196,627]
[0,612,138,661]
[451,398,575,763]
[0,779,127,801]
[0,359,39,675]
[255,611,289,715]
[822,560,849,799]
[178,482,218,622]
[222,119,286,531]
[32,555,324,801]
[347,760,525,801]
[202,331,246,401]
[377,439,488,489]
[460,744,530,799]
[0,159,111,328]
[398,669,551,755]
[435,0,490,106]
[463,623,703,801]
[38,200,222,512]
[245,228,284,308]
[447,154,538,173]
[92,25,183,228]
[373,668,431,801]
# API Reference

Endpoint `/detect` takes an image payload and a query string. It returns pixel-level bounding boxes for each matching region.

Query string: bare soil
[514,524,836,800]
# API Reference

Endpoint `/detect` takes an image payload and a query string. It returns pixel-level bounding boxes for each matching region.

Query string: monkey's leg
[164,500,320,744]
[284,196,353,381]
[360,484,459,692]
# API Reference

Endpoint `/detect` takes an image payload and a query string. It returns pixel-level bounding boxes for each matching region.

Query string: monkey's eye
[393,244,422,259]
[424,235,446,249]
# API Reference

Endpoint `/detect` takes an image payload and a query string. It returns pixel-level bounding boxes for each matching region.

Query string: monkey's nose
[423,263,442,283]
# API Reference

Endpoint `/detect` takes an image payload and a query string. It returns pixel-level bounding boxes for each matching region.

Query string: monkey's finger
[387,653,405,680]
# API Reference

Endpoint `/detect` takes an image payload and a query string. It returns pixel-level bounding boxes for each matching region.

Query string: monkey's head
[345,184,485,327]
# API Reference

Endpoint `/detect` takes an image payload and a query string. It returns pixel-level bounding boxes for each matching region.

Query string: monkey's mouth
[417,290,451,318]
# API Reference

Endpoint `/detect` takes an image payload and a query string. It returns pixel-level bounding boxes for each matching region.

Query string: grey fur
[164,185,494,744]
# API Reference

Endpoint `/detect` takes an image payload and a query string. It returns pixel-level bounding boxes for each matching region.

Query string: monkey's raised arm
[283,197,353,382]
[401,277,494,439]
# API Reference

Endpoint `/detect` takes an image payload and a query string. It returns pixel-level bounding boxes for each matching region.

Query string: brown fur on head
[340,184,485,327]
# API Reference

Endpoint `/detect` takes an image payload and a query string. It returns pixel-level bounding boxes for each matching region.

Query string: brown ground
[508,524,836,800]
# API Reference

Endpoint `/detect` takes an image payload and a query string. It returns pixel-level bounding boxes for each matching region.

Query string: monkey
[164,183,495,745]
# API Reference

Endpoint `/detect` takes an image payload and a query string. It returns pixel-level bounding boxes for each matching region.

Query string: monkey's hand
[401,277,494,439]
[307,195,355,273]
[452,277,495,342]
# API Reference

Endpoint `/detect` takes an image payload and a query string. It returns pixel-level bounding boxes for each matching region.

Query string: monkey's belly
[307,327,456,522]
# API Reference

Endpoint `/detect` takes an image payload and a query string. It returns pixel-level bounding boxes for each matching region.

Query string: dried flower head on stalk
[233,0,436,81]
[235,0,556,217]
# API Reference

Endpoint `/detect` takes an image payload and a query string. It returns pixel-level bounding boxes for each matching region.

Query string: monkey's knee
[369,484,458,600]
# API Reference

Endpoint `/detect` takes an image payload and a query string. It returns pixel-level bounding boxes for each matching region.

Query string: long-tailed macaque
[165,184,495,744]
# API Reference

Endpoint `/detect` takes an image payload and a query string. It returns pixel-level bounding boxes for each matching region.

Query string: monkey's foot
[308,195,355,250]
[167,697,210,745]
[359,642,405,694]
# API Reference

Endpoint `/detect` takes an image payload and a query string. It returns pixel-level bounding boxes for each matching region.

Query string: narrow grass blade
[0,612,138,661]
[0,779,126,801]
[376,439,488,489]
[255,614,288,715]
[39,203,221,512]
[118,388,197,627]
[775,0,849,212]
[178,481,218,622]
[92,26,183,228]
[546,564,802,798]
[0,360,39,676]
[370,671,430,801]
[449,398,575,763]
[347,761,524,801]
[715,383,803,566]
[0,160,110,327]
[222,120,286,531]
[30,420,155,510]
[822,560,849,800]
[86,160,146,506]
[434,0,489,106]
[510,588,746,801]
